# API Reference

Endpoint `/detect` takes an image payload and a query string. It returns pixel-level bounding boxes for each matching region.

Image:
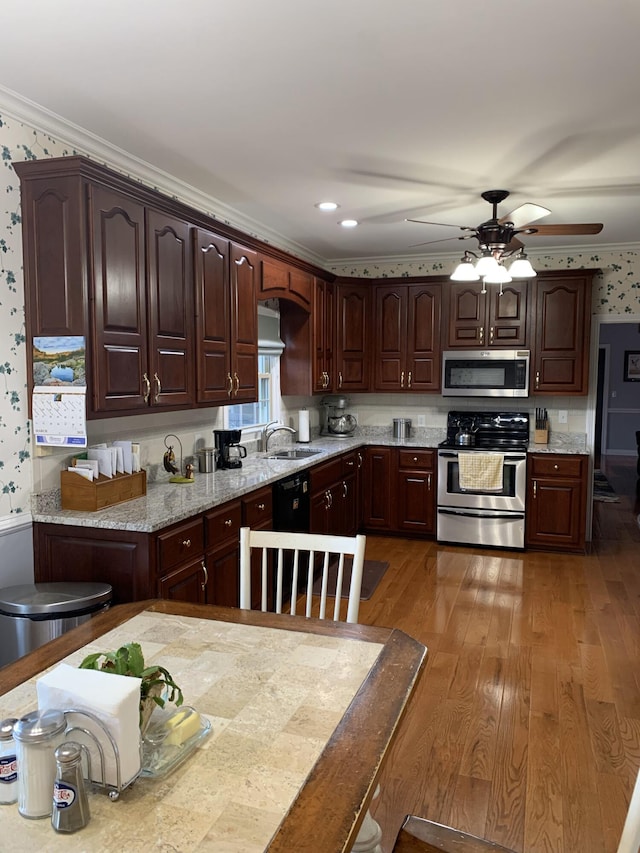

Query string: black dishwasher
[272,471,310,533]
[272,472,310,605]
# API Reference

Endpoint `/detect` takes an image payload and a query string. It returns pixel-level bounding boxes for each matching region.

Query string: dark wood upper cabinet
[230,242,259,402]
[260,256,312,308]
[446,280,528,348]
[335,281,370,392]
[531,271,593,395]
[374,282,441,392]
[314,278,335,392]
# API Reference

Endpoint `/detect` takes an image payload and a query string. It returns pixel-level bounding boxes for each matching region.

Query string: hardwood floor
[357,457,640,853]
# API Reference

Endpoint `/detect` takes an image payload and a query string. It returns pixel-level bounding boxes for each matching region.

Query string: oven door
[437,450,527,512]
[437,506,525,549]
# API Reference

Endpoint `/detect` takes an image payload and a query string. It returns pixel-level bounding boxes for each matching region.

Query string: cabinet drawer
[340,451,360,475]
[242,486,273,527]
[205,501,242,547]
[157,518,204,573]
[398,449,434,470]
[529,454,585,479]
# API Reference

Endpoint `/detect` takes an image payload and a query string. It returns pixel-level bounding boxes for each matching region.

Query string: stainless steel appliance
[442,350,530,397]
[319,395,358,438]
[437,411,529,549]
[213,429,247,469]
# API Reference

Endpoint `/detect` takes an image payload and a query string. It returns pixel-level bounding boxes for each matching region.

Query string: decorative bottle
[51,741,90,833]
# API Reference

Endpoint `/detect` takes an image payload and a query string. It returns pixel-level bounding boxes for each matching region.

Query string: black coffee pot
[214,429,247,469]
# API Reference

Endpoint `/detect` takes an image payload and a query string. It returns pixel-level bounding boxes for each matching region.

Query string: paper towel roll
[298,409,310,443]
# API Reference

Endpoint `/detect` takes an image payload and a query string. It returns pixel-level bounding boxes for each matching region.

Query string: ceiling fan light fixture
[451,258,480,281]
[474,254,500,276]
[482,263,512,285]
[508,253,537,278]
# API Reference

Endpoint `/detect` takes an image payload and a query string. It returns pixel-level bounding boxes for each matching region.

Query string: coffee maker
[213,429,247,469]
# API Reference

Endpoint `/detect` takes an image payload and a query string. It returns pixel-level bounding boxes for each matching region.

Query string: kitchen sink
[267,448,322,460]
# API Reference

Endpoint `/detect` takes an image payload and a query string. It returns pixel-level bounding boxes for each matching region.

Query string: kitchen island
[0,599,427,852]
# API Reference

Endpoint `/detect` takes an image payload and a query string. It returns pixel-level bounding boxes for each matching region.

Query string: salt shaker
[0,718,18,804]
[13,709,66,818]
[52,741,90,833]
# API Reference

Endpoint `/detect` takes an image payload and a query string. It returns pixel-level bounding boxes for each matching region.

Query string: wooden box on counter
[61,469,147,511]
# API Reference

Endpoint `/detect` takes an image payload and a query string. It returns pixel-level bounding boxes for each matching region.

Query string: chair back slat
[239,527,366,624]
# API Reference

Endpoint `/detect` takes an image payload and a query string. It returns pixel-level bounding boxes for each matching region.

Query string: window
[225,355,277,429]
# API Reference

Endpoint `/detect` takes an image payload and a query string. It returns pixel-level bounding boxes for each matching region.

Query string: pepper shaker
[13,709,66,818]
[0,718,18,804]
[52,741,90,833]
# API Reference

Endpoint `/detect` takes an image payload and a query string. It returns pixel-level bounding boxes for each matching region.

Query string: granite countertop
[32,428,588,534]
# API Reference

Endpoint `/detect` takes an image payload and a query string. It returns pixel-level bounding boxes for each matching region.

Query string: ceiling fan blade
[408,235,473,248]
[528,223,603,236]
[504,237,525,252]
[406,218,467,228]
[499,202,551,228]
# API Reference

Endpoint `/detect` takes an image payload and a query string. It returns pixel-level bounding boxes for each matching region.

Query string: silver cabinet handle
[407,371,412,388]
[343,481,348,498]
[357,452,363,469]
[154,372,161,403]
[489,326,494,344]
[533,480,537,498]
[338,371,343,388]
[233,372,240,395]
[535,371,540,389]
[143,372,151,403]
[201,560,208,591]
[227,373,233,397]
[427,472,432,490]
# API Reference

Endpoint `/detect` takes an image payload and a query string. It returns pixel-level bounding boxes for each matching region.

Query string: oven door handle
[437,508,525,520]
[438,451,527,461]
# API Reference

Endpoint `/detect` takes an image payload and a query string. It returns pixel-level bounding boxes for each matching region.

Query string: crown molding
[0,85,325,268]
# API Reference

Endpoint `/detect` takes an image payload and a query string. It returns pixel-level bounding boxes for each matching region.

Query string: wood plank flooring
[355,457,640,853]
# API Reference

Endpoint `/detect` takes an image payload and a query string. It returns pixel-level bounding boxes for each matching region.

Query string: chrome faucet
[260,420,296,452]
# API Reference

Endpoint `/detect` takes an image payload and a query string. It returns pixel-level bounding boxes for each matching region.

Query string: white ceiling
[3,0,640,266]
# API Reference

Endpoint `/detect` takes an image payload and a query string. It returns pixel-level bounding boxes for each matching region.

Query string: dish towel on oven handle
[458,452,504,491]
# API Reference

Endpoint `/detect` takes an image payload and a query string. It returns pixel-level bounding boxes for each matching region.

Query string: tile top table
[0,600,427,852]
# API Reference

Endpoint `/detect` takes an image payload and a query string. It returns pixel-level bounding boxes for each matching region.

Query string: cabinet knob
[346,460,354,466]
[554,464,559,470]
[224,518,233,527]
[413,456,418,462]
[182,538,192,548]
[257,503,265,511]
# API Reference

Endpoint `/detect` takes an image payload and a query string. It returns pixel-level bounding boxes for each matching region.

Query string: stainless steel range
[437,411,529,550]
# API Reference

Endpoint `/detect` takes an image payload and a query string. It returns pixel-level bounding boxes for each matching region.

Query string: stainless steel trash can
[0,582,112,668]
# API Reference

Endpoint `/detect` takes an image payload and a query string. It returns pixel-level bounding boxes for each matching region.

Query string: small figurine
[185,463,194,480]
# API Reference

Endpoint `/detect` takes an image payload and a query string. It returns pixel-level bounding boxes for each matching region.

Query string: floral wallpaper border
[0,108,639,519]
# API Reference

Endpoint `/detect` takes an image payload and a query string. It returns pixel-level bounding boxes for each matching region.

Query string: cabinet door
[206,540,240,607]
[374,287,406,391]
[230,242,258,403]
[337,475,358,536]
[146,209,194,407]
[158,557,207,603]
[336,283,369,392]
[396,469,435,533]
[487,281,528,347]
[90,185,148,412]
[362,447,393,529]
[446,283,485,348]
[310,488,332,534]
[532,275,590,394]
[314,279,335,392]
[406,283,441,391]
[526,479,585,551]
[194,228,232,403]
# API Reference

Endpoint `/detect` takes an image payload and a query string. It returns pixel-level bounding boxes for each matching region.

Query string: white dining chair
[238,527,367,623]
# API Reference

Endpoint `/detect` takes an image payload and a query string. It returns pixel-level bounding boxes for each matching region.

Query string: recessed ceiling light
[315,201,339,211]
[339,219,359,228]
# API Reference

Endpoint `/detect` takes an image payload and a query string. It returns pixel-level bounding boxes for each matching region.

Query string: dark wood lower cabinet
[158,557,207,603]
[526,453,588,552]
[362,447,394,529]
[395,449,435,534]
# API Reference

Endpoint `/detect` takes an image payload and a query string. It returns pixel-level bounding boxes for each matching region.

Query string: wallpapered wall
[0,107,639,520]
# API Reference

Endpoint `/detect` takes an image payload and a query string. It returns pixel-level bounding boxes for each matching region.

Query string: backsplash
[0,99,637,519]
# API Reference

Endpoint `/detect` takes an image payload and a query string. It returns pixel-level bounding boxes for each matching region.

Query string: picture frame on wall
[623,350,640,382]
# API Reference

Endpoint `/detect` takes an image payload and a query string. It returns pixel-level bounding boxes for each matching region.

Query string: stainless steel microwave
[442,350,530,397]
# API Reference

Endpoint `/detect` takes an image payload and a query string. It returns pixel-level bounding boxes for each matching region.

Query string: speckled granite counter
[32,429,588,533]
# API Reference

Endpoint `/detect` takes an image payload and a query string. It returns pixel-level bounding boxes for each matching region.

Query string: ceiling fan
[406,189,603,285]
[407,189,603,256]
